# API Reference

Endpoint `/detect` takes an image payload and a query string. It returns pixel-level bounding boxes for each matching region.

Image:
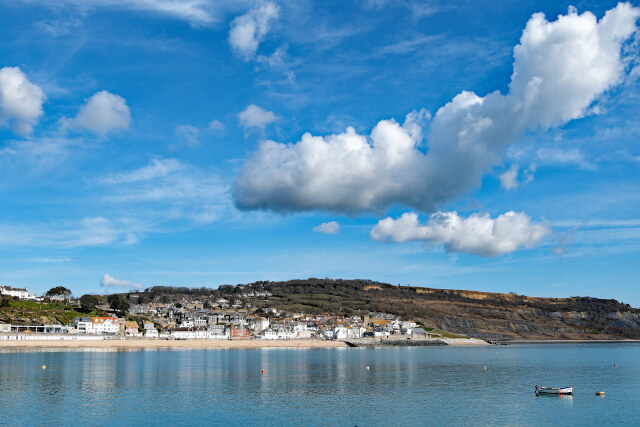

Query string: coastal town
[0,284,445,343]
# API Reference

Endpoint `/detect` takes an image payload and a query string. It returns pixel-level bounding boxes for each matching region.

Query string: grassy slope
[0,300,101,325]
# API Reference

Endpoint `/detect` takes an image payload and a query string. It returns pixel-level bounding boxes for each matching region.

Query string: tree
[203,301,212,310]
[46,286,72,300]
[80,294,99,312]
[107,294,130,317]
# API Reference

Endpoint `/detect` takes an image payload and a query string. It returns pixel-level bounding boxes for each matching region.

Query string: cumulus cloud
[101,273,143,290]
[69,90,131,135]
[238,104,277,130]
[313,221,340,234]
[175,124,199,146]
[0,66,46,136]
[371,211,550,257]
[209,119,225,133]
[229,1,279,60]
[233,4,640,214]
[499,164,519,190]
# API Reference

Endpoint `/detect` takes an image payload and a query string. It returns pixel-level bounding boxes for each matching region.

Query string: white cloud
[29,257,72,263]
[22,0,248,27]
[228,1,279,60]
[100,158,229,226]
[536,147,594,169]
[499,164,519,190]
[0,217,139,248]
[0,66,46,136]
[238,104,277,130]
[523,163,536,183]
[175,124,199,146]
[313,221,340,234]
[102,158,185,184]
[101,273,143,290]
[233,4,640,214]
[209,119,225,133]
[0,137,85,189]
[371,211,550,257]
[70,90,131,135]
[363,0,446,18]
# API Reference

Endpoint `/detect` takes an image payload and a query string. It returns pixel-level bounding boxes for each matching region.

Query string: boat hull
[535,386,573,395]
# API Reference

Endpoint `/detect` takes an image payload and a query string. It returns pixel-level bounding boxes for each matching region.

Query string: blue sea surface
[0,344,638,426]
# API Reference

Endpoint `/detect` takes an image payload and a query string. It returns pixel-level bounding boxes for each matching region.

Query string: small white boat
[535,385,573,395]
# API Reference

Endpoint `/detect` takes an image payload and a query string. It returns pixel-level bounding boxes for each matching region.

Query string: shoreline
[0,336,491,350]
[491,339,640,345]
[0,338,348,350]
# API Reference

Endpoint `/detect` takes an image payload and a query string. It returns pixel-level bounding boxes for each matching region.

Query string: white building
[171,328,207,339]
[180,320,194,328]
[73,317,119,335]
[145,328,159,338]
[252,317,270,331]
[0,286,34,300]
[260,329,279,340]
[322,329,335,340]
[207,325,228,339]
[333,326,349,340]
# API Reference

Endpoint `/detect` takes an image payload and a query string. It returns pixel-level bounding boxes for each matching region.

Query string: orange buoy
[261,369,265,374]
[614,363,617,367]
[41,365,46,371]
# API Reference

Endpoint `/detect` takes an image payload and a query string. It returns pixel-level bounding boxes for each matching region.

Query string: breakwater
[343,338,447,348]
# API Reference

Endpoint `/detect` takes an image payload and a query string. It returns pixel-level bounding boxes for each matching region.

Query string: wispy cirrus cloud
[101,158,186,184]
[20,0,252,27]
[99,157,230,226]
[0,217,143,248]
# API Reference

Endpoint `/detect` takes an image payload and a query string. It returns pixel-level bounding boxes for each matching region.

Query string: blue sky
[1,0,639,304]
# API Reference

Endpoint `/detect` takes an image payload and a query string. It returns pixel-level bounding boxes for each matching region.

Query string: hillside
[4,279,640,341]
[212,279,640,341]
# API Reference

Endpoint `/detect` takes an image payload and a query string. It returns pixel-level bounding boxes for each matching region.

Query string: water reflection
[0,344,638,425]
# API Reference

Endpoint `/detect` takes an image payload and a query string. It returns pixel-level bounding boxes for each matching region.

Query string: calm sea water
[0,344,638,426]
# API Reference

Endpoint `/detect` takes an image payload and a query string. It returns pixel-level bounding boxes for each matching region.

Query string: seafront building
[0,284,434,341]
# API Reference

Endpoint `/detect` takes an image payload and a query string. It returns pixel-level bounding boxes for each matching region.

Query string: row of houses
[0,286,39,301]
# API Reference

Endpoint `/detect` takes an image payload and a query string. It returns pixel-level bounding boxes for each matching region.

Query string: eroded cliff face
[228,279,640,341]
[394,291,640,341]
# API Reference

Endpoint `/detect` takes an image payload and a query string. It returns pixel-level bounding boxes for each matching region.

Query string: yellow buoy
[596,391,605,396]
[41,365,46,371]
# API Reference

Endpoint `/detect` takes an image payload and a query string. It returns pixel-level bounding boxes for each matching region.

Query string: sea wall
[344,338,447,347]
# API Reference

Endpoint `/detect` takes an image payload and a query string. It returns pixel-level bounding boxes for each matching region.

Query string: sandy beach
[0,338,349,350]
